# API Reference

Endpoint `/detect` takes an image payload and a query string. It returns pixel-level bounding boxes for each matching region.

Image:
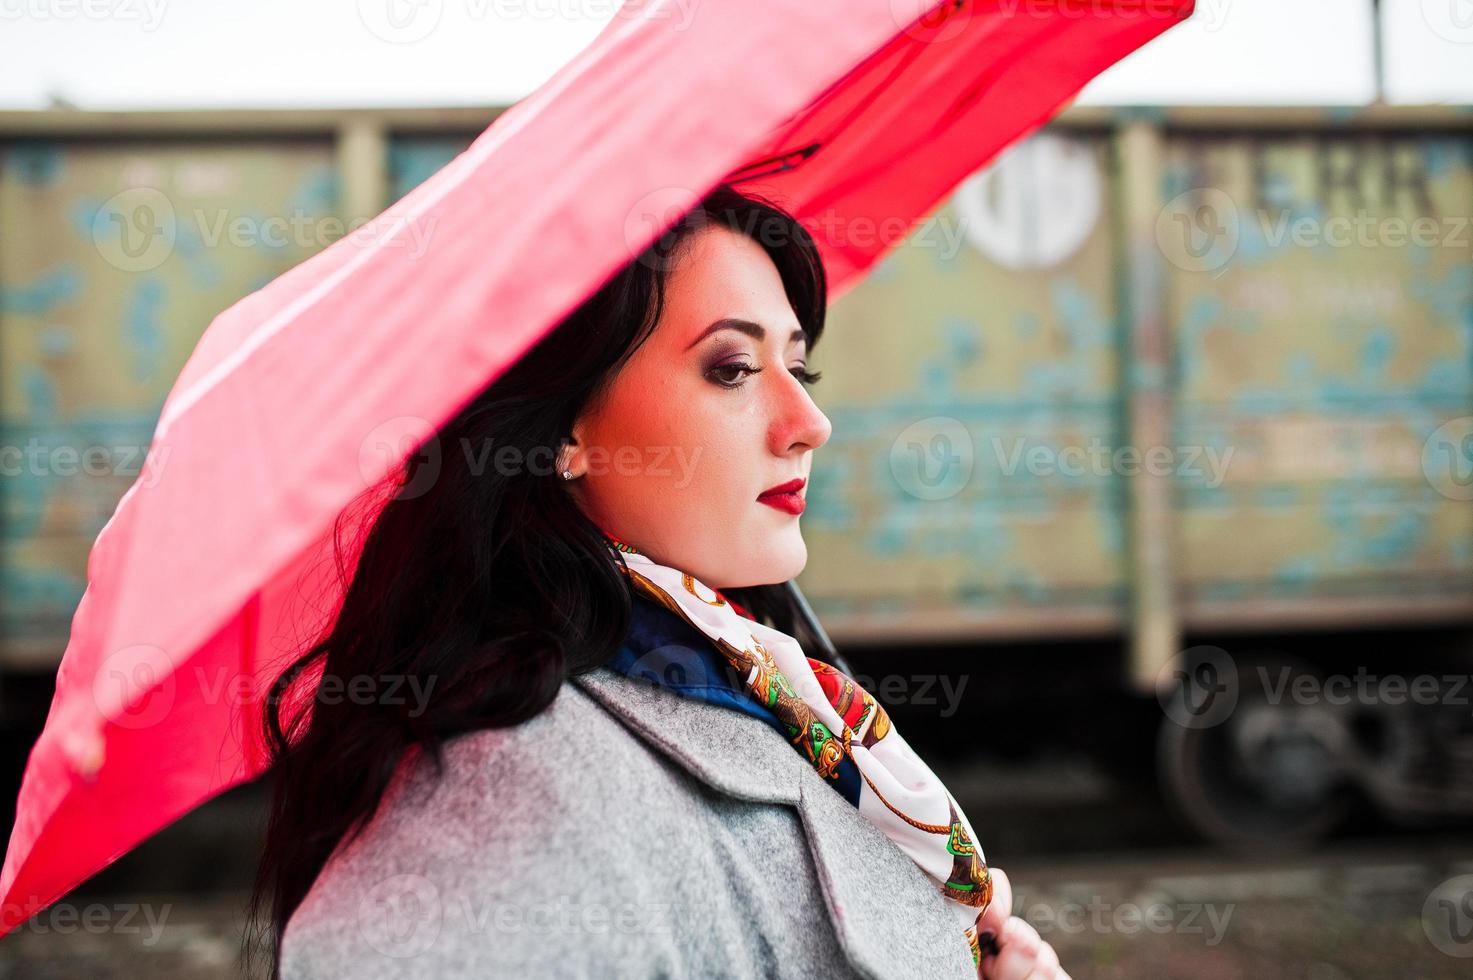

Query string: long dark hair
[244,183,829,976]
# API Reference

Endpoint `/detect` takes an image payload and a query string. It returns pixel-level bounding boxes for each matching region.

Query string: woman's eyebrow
[685,317,806,351]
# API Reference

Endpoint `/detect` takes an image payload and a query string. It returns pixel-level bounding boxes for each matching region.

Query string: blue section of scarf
[603,593,863,807]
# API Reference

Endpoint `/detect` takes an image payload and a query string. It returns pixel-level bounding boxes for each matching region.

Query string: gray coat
[279,665,981,979]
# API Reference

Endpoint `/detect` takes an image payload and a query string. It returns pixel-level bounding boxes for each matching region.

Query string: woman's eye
[708,361,822,389]
[709,362,759,388]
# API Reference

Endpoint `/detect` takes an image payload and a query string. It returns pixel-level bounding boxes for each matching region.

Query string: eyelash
[708,361,823,390]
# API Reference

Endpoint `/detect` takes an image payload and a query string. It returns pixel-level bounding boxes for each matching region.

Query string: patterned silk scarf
[603,539,994,974]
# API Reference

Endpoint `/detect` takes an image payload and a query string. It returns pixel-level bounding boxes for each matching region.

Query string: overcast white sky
[0,0,1468,110]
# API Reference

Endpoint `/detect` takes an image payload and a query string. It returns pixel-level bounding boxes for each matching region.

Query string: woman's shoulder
[278,674,701,977]
[298,671,690,862]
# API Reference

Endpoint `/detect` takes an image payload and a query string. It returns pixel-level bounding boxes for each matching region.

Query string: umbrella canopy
[0,0,1193,934]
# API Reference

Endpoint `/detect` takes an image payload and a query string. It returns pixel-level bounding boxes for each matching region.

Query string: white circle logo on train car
[954,133,1102,270]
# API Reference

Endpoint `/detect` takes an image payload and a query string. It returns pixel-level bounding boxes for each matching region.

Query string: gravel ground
[1007,841,1473,980]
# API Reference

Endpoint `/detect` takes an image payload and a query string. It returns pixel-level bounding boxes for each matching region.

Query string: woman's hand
[977,867,1072,980]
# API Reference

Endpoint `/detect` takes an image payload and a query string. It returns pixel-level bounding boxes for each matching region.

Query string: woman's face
[566,224,832,589]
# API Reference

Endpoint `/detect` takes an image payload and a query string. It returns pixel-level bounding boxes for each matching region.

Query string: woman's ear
[558,424,585,480]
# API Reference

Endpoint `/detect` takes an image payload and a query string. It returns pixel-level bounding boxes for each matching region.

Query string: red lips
[758,478,806,515]
[759,478,805,498]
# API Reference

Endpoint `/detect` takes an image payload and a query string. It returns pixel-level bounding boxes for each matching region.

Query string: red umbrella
[0,0,1193,934]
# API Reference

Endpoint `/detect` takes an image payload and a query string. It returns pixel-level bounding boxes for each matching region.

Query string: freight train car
[801,109,1473,849]
[2,106,1469,849]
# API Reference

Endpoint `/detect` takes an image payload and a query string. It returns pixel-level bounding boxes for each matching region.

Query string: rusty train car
[2,105,1470,848]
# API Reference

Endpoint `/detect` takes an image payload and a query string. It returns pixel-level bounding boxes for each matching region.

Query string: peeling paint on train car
[0,139,338,660]
[800,133,1127,632]
[3,121,1468,662]
[800,129,1473,640]
[1163,135,1473,608]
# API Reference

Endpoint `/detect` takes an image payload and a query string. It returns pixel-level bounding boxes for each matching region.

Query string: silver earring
[562,469,573,480]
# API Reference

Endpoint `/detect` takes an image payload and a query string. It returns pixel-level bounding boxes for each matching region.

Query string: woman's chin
[733,534,807,588]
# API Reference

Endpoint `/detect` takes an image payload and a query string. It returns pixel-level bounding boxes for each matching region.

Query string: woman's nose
[771,374,832,455]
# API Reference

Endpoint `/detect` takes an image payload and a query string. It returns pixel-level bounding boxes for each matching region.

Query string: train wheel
[1156,652,1353,854]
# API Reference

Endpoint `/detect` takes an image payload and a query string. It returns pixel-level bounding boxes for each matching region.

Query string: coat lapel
[570,666,978,980]
[570,664,805,805]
